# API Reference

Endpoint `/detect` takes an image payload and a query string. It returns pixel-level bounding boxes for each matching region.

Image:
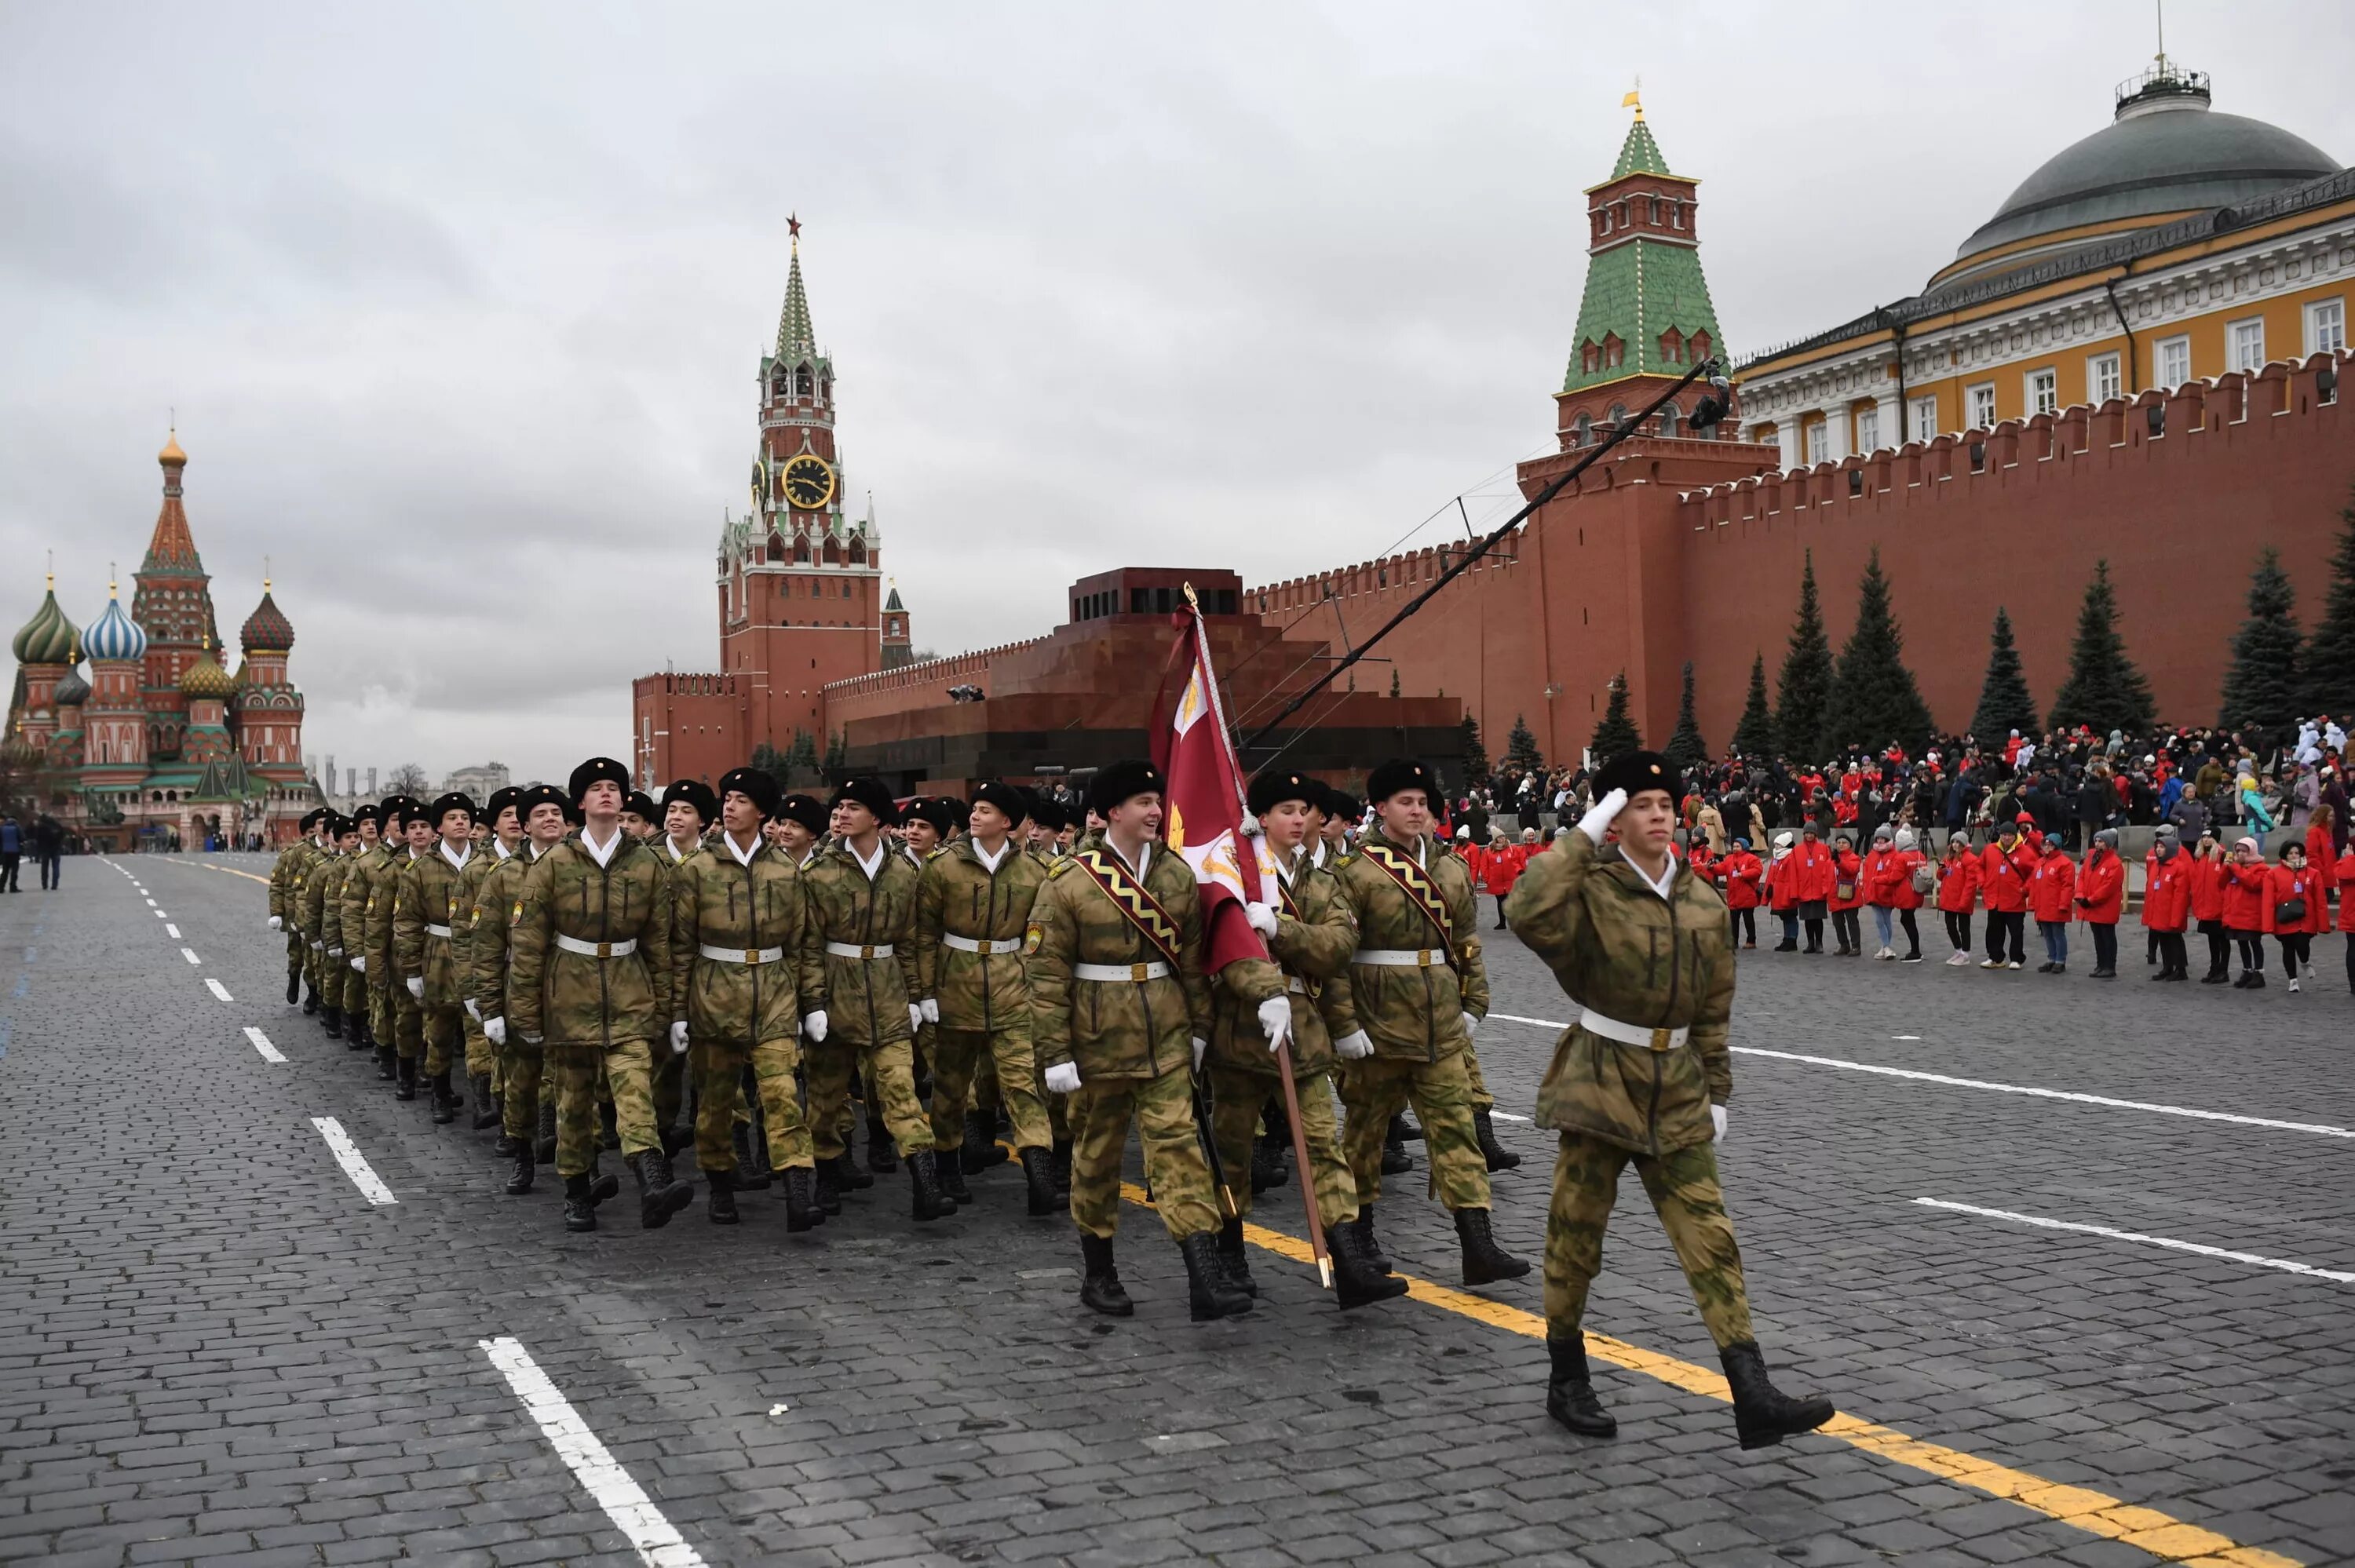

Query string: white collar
[494,838,513,861]
[438,841,472,873]
[1309,840,1327,869]
[1107,836,1151,880]
[579,825,623,867]
[847,837,886,881]
[664,836,694,863]
[1624,851,1675,902]
[725,831,759,867]
[971,837,1012,873]
[528,840,553,861]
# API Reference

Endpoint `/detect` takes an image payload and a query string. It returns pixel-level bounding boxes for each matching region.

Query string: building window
[2228,317,2265,373]
[2306,297,2346,355]
[1854,406,1879,453]
[1669,201,1682,230]
[1658,402,1681,437]
[2157,334,2191,388]
[2026,367,2057,417]
[1805,421,1828,465]
[1966,382,1996,430]
[1908,395,1937,442]
[2087,352,2122,404]
[1572,411,1591,445]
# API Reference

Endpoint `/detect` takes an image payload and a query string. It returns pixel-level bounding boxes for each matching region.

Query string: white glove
[463,999,480,1023]
[405,976,425,1001]
[1256,995,1292,1052]
[521,1030,542,1046]
[1711,1103,1728,1140]
[907,1002,926,1034]
[349,956,365,973]
[803,1010,828,1043]
[1044,1061,1081,1095]
[1191,1036,1208,1071]
[920,997,940,1025]
[268,915,283,932]
[484,1016,506,1047]
[670,1020,691,1056]
[1578,787,1630,846]
[1461,1010,1481,1039]
[1334,1028,1375,1060]
[1244,901,1278,937]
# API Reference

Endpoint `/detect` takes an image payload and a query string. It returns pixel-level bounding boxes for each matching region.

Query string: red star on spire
[787,212,801,240]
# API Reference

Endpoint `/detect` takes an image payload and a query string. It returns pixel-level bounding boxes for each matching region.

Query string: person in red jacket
[1767,832,1801,950]
[2075,827,2127,979]
[2029,834,2078,973]
[1978,821,2035,968]
[1886,826,1927,962]
[1719,837,1763,947]
[2266,841,2326,993]
[2304,803,2336,915]
[2189,833,2233,983]
[1937,831,1981,965]
[2141,825,2193,982]
[1861,823,1904,960]
[2221,836,2274,988]
[2336,834,2355,995]
[1791,824,1835,954]
[1827,830,1867,957]
[1478,829,1524,930]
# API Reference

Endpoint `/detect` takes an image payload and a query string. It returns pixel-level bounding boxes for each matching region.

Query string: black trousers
[0,853,16,892]
[2158,931,2188,975]
[1831,909,1860,951]
[2234,932,2265,974]
[1729,908,1756,945]
[1802,917,1825,952]
[1897,909,1920,957]
[2345,934,2354,992]
[1987,910,2026,963]
[1944,910,1972,950]
[2090,923,2117,972]
[2277,932,2311,979]
[2203,924,2231,975]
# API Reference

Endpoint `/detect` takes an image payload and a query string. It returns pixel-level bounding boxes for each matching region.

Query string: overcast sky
[4,3,2346,787]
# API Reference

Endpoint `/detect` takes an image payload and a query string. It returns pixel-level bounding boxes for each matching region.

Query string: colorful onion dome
[179,639,236,700]
[159,428,187,466]
[82,583,148,662]
[240,581,294,653]
[11,580,78,665]
[52,663,90,708]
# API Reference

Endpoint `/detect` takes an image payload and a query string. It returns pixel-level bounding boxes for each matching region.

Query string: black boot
[1179,1232,1254,1321]
[814,1156,843,1216]
[781,1165,820,1231]
[733,1120,771,1191]
[493,1129,523,1158]
[534,1099,557,1164]
[659,1122,691,1158]
[1249,1134,1283,1194]
[348,1014,371,1051]
[429,1067,458,1124]
[323,1006,342,1040]
[375,1045,397,1081]
[2200,965,2229,984]
[599,1099,619,1150]
[631,1148,694,1230]
[504,1145,535,1195]
[473,1076,501,1130]
[1394,1110,1424,1143]
[962,1110,1007,1172]
[909,1149,955,1221]
[1382,1117,1415,1176]
[1019,1145,1060,1216]
[1455,1206,1530,1285]
[1330,1221,1409,1309]
[394,1057,418,1101]
[562,1173,596,1231]
[1355,1203,1394,1274]
[707,1169,738,1225]
[587,1165,619,1207]
[1475,1110,1521,1172]
[302,982,319,1015]
[1546,1333,1618,1437]
[1217,1216,1258,1298]
[1721,1341,1835,1449]
[287,969,302,1005]
[865,1109,898,1174]
[1049,1138,1073,1202]
[841,1129,874,1189]
[1079,1234,1132,1317]
[937,1145,973,1205]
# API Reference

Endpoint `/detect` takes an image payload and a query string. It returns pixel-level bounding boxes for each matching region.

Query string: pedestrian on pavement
[33,813,63,889]
[2030,834,2076,972]
[1979,820,2033,969]
[1937,830,1981,965]
[0,815,18,892]
[2076,828,2125,979]
[2191,833,2233,983]
[1718,837,1762,947]
[2142,825,2193,981]
[1766,832,1798,950]
[1827,831,1865,957]
[2222,836,2273,988]
[2266,841,2324,994]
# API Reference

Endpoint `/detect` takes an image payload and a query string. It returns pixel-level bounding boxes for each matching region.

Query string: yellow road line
[1119,1183,2298,1568]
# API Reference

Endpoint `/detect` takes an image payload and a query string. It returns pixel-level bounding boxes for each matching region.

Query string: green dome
[11,584,78,665]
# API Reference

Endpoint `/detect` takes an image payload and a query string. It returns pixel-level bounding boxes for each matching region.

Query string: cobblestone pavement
[2,855,2349,1567]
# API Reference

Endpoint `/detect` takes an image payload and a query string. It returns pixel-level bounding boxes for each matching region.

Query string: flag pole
[1272,1041,1331,1288]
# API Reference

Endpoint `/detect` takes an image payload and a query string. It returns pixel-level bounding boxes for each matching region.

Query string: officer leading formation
[261,750,1833,1449]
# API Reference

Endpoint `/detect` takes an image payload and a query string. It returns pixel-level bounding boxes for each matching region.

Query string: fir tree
[1389,667,1402,698]
[2217,547,2303,733]
[1664,662,1707,772]
[1589,673,1641,767]
[2304,484,2355,720]
[787,728,820,776]
[1458,713,1489,786]
[1504,713,1545,775]
[1731,651,1774,759]
[823,731,849,776]
[1773,550,1834,762]
[1969,607,2039,742]
[2048,560,2157,735]
[748,742,787,785]
[1825,549,1934,754]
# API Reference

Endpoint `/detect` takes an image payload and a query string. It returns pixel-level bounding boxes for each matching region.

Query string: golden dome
[159,428,188,466]
[179,639,235,700]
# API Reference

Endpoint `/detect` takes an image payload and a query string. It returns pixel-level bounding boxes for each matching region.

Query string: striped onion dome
[53,663,90,707]
[11,582,77,665]
[82,585,148,662]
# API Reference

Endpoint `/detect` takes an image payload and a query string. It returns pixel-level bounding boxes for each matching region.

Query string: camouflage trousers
[653,1045,687,1143]
[285,927,306,977]
[420,999,462,1077]
[550,1037,657,1178]
[806,1037,929,1162]
[301,938,324,996]
[462,1012,495,1081]
[368,979,396,1056]
[1463,1040,1495,1114]
[1543,1131,1754,1351]
[694,1037,814,1172]
[1209,1063,1356,1228]
[501,1034,545,1142]
[392,988,425,1065]
[339,960,367,1019]
[1069,1063,1217,1242]
[931,1024,1050,1154]
[1337,1051,1490,1212]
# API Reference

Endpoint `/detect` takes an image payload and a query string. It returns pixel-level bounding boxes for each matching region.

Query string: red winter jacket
[1936,850,1981,913]
[1719,850,1763,910]
[1980,840,2034,913]
[2030,852,2078,923]
[2305,823,2337,895]
[2338,856,2355,932]
[2141,851,2192,932]
[1789,841,1835,903]
[1861,846,1908,907]
[1766,852,1798,911]
[2189,855,2227,924]
[2267,863,2327,935]
[1482,843,1526,895]
[2075,847,2124,924]
[1828,848,1867,912]
[2222,859,2273,934]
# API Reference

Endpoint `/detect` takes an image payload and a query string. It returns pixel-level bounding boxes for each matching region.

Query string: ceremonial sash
[1357,840,1458,969]
[1073,848,1183,968]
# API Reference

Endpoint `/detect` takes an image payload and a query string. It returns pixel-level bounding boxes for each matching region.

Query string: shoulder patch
[510,899,524,925]
[1023,921,1045,955]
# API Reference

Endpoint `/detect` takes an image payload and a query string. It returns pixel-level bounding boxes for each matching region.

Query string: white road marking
[1491,1110,1532,1122]
[1892,1034,1921,1041]
[476,1336,707,1567]
[312,1117,397,1205]
[144,898,156,906]
[181,947,201,965]
[244,1026,287,1063]
[165,924,181,938]
[205,979,233,1002]
[153,909,166,917]
[1481,1014,2354,1140]
[1915,1198,2355,1285]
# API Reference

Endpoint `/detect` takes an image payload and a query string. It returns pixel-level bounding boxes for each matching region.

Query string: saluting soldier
[370,803,438,1099]
[300,815,356,1039]
[667,766,824,1231]
[1327,759,1528,1285]
[507,757,692,1233]
[458,786,525,1132]
[1507,751,1835,1449]
[393,791,479,1124]
[1025,760,1274,1322]
[914,779,1057,1215]
[470,783,575,1194]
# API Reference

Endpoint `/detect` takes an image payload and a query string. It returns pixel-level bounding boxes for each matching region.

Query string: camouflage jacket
[338,844,396,979]
[507,831,674,1049]
[393,844,480,1006]
[363,848,426,982]
[914,837,1046,1034]
[466,842,550,1023]
[1324,826,1489,1063]
[1209,848,1354,1078]
[301,851,348,957]
[270,841,320,927]
[796,841,922,1048]
[1505,831,1733,1158]
[668,837,816,1047]
[454,841,513,1006]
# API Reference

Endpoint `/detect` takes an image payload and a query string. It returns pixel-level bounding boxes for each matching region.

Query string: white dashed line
[476,1336,707,1567]
[153,909,167,917]
[205,979,233,1002]
[312,1117,397,1205]
[1915,1198,2355,1285]
[244,1026,287,1063]
[165,924,181,938]
[144,898,155,906]
[181,948,201,965]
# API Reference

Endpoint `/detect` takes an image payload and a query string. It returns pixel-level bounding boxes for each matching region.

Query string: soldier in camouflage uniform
[798,776,950,1220]
[915,779,1057,1214]
[393,792,480,1124]
[334,806,381,1051]
[471,784,575,1194]
[1506,749,1834,1449]
[508,757,692,1233]
[1208,769,1407,1310]
[667,766,824,1231]
[1026,760,1272,1322]
[299,815,356,1039]
[1327,759,1528,1286]
[267,809,326,1009]
[368,804,437,1099]
[457,786,524,1131]
[341,798,411,1080]
[649,779,717,1154]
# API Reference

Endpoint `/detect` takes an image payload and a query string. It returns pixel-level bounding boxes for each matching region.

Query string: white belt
[1578,1007,1689,1051]
[941,933,1020,955]
[425,923,454,939]
[1354,947,1448,968]
[1075,961,1171,983]
[825,941,895,959]
[555,934,637,959]
[700,943,785,965]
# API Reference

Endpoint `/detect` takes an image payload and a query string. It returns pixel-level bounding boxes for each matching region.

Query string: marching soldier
[300,815,357,1039]
[914,779,1057,1214]
[1207,769,1406,1309]
[507,757,693,1232]
[1327,759,1528,1285]
[1507,751,1834,1449]
[370,803,438,1099]
[622,789,661,842]
[667,766,823,1231]
[268,808,326,1009]
[392,792,479,1124]
[471,783,575,1194]
[650,779,718,1151]
[458,786,525,1131]
[330,806,382,1051]
[341,797,412,1081]
[1024,760,1272,1322]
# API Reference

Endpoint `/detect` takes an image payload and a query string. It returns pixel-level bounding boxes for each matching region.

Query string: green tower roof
[777,236,816,360]
[1611,117,1670,179]
[1561,111,1728,396]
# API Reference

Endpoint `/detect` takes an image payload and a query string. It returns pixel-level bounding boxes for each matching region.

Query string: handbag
[1834,877,1857,902]
[1911,862,1937,895]
[2274,897,2306,925]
